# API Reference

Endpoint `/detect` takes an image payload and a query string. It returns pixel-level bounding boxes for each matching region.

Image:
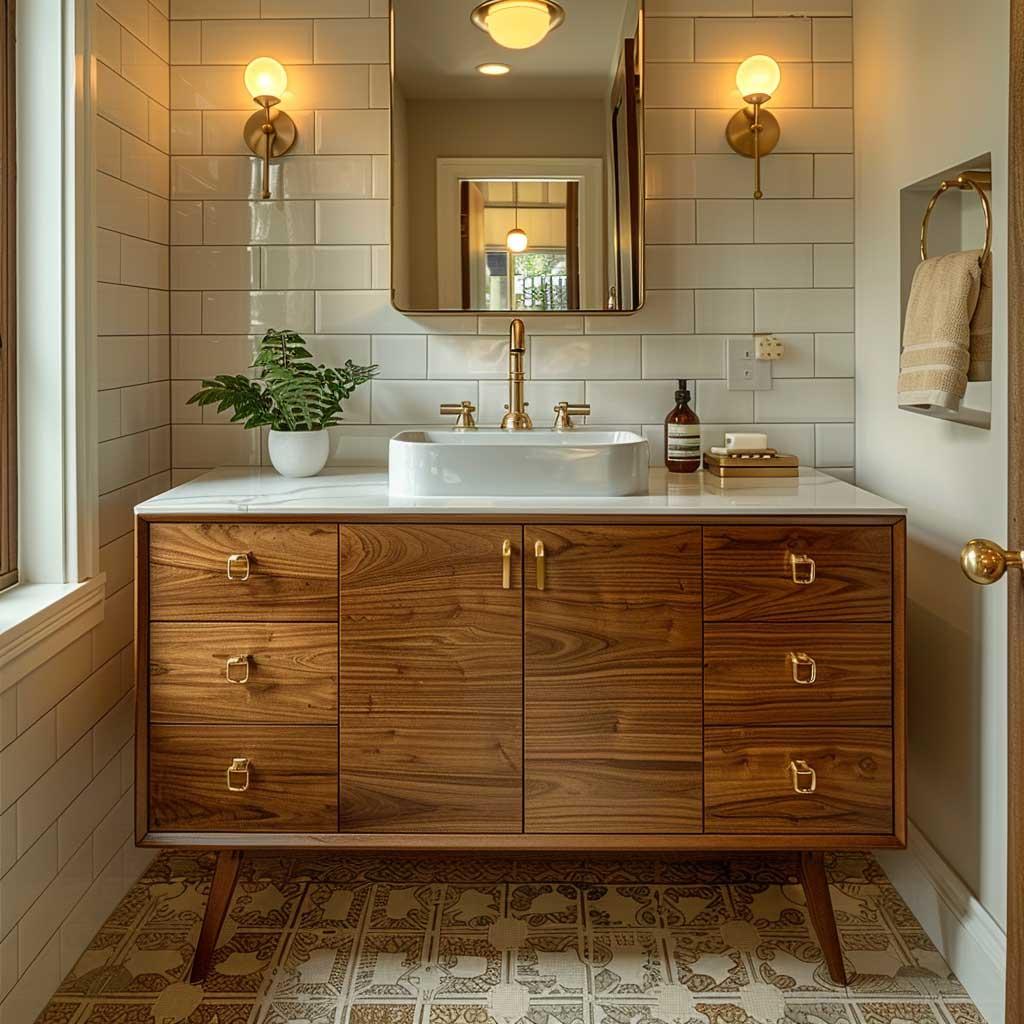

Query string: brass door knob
[960,538,1024,585]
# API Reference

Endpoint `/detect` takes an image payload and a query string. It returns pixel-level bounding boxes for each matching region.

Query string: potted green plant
[188,329,377,478]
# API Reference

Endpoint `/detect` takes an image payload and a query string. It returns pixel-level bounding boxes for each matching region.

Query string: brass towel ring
[919,173,992,267]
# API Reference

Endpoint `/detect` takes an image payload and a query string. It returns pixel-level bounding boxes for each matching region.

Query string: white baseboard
[875,822,1006,1023]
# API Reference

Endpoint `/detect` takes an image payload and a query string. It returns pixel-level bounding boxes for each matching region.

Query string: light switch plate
[727,337,773,391]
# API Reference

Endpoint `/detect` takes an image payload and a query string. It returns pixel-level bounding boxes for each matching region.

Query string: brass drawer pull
[788,651,817,685]
[502,538,512,590]
[534,539,546,590]
[789,552,816,585]
[226,757,251,792]
[789,758,817,794]
[225,655,251,684]
[226,552,251,581]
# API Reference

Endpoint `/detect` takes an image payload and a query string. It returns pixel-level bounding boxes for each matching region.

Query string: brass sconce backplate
[244,108,298,159]
[726,106,780,158]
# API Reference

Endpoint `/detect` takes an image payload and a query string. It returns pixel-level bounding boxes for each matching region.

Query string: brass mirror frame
[387,0,646,317]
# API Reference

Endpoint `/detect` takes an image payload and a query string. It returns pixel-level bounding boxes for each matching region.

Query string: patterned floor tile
[33,851,987,1024]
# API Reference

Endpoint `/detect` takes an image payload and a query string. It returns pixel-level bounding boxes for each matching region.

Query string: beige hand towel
[968,251,993,382]
[898,249,983,412]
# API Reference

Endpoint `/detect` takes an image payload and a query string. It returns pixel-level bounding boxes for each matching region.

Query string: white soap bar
[725,432,768,451]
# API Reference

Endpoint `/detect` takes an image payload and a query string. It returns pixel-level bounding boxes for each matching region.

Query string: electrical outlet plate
[727,338,772,391]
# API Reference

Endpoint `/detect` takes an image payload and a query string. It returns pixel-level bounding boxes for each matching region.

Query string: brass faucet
[500,318,532,431]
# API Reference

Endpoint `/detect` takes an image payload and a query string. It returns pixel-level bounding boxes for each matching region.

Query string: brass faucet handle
[552,402,591,430]
[440,401,477,431]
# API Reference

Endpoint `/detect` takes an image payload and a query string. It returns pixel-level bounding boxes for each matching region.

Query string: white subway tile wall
[1,1,170,1014]
[165,2,853,480]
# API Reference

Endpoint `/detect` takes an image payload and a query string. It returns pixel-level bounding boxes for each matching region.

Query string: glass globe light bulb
[244,57,288,101]
[506,227,529,253]
[735,54,781,101]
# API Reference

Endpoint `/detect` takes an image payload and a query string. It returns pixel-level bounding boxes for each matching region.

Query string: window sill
[0,576,106,694]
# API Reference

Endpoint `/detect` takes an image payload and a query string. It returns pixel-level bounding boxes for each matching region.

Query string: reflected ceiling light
[242,57,297,201]
[471,0,565,50]
[506,227,529,252]
[725,54,782,200]
[477,62,512,75]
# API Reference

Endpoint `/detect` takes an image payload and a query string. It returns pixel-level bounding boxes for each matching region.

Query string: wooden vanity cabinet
[136,514,905,847]
[136,512,904,987]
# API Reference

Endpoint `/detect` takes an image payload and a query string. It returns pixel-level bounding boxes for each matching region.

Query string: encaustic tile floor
[37,851,985,1024]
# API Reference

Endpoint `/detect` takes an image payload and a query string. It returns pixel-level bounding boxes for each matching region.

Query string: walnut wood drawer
[149,523,338,622]
[704,623,892,726]
[704,726,893,834]
[149,623,337,725]
[150,726,338,833]
[703,526,892,622]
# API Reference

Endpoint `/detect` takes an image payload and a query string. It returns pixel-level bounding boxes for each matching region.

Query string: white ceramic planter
[268,429,330,478]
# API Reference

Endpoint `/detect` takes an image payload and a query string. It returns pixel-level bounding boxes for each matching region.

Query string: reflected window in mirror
[463,180,575,312]
[390,0,644,315]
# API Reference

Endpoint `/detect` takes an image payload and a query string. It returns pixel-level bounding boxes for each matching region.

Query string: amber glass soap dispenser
[664,379,701,473]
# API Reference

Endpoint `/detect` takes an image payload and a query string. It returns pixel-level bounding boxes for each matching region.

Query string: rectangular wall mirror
[390,0,644,315]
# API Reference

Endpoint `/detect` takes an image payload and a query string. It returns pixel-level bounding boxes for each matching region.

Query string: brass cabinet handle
[789,552,816,585]
[787,651,817,686]
[961,538,1024,585]
[225,655,251,684]
[789,759,817,795]
[534,539,546,590]
[502,538,512,590]
[226,552,251,581]
[226,757,251,792]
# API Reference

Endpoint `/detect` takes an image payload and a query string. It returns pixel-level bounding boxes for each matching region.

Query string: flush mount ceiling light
[477,62,512,75]
[725,54,782,200]
[242,57,297,201]
[471,0,565,50]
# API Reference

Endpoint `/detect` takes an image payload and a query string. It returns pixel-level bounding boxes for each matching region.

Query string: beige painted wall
[855,0,1009,931]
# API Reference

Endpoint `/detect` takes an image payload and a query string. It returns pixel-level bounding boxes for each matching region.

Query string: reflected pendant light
[507,185,529,253]
[471,0,566,50]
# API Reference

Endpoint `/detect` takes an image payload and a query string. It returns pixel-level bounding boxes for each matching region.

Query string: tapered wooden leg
[190,850,242,984]
[798,851,848,986]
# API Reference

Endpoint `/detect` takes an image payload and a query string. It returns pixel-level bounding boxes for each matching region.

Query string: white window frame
[0,0,104,691]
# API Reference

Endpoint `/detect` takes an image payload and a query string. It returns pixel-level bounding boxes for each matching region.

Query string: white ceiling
[394,0,637,101]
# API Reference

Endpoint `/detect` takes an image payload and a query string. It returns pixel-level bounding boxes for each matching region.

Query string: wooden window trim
[0,0,14,592]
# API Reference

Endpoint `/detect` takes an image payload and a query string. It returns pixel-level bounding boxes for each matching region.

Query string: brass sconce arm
[726,94,780,201]
[258,95,279,201]
[244,96,297,201]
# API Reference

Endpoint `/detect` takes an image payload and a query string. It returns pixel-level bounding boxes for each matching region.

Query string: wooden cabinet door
[339,525,523,833]
[524,526,703,833]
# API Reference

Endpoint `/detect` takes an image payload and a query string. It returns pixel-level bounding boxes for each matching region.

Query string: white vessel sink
[388,429,650,498]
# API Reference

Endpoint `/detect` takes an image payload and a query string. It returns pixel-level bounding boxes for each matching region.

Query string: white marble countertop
[136,467,906,517]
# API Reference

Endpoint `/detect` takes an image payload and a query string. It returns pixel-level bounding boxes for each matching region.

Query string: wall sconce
[725,54,781,200]
[243,57,297,200]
